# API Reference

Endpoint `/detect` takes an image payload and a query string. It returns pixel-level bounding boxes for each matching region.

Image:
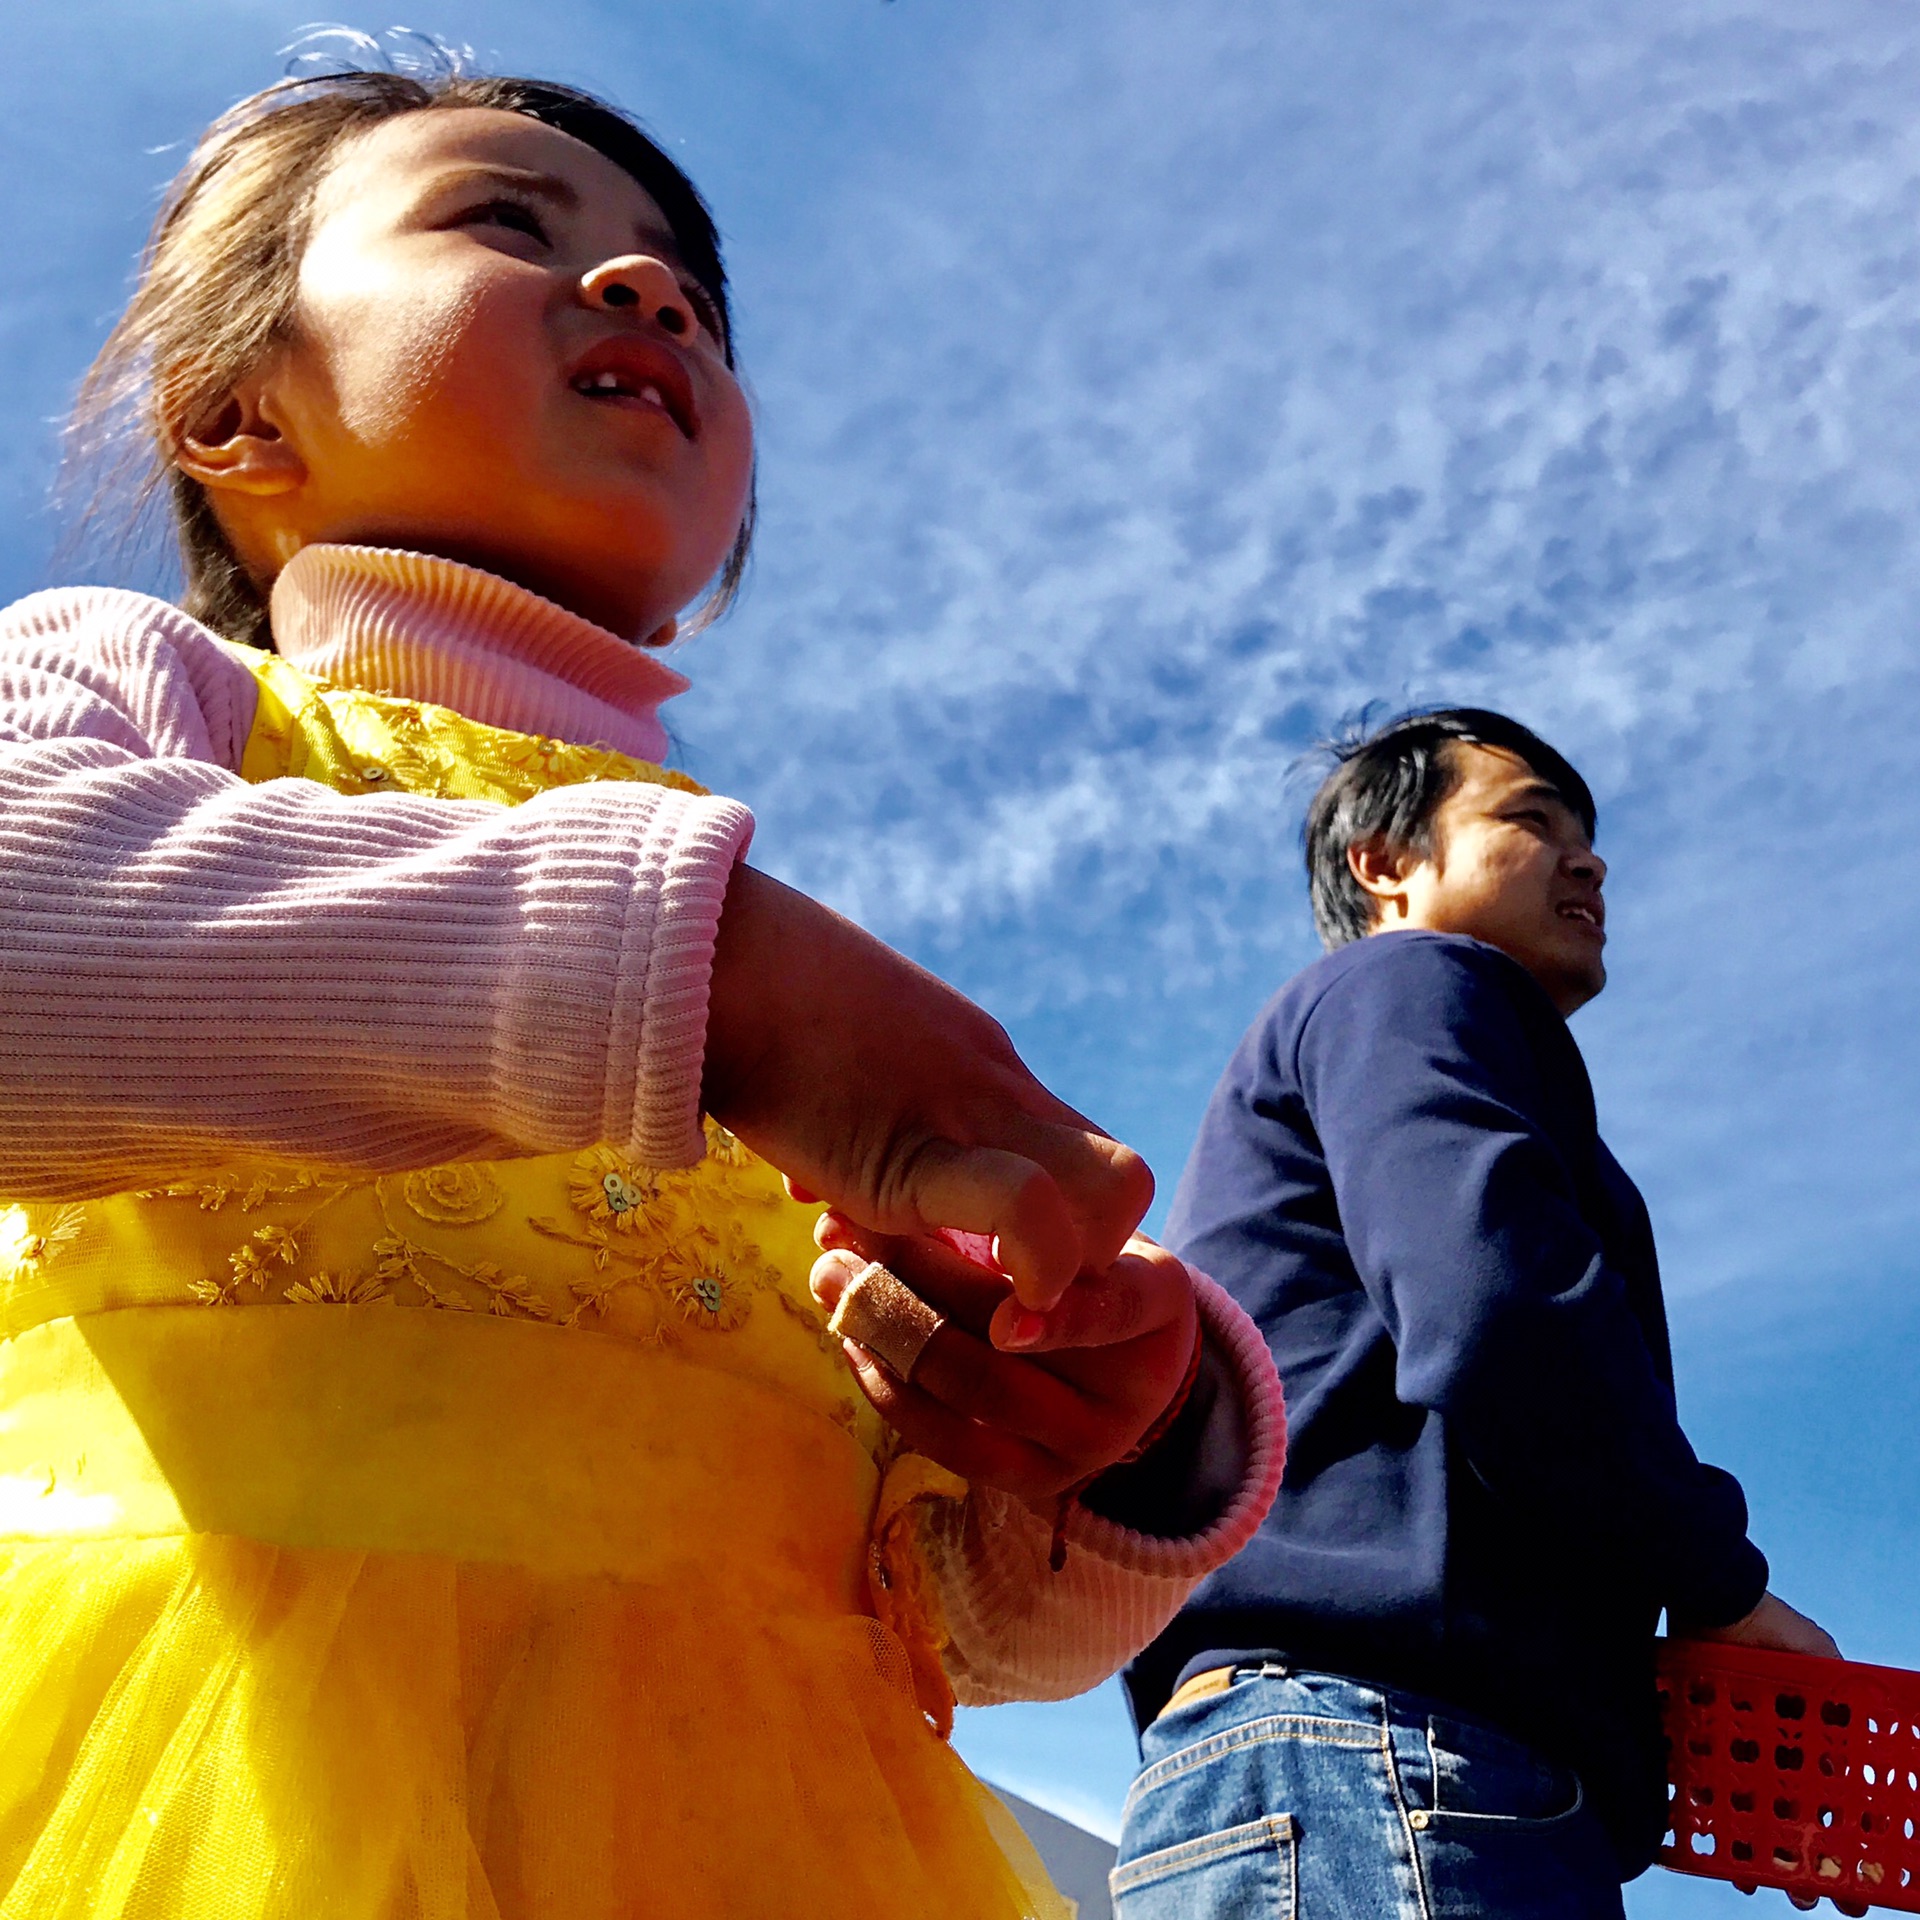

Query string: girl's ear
[174,371,306,499]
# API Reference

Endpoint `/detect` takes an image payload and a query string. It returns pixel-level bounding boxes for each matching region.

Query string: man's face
[1365,742,1607,1015]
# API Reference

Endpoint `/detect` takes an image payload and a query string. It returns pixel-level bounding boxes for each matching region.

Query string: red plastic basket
[1659,1639,1920,1914]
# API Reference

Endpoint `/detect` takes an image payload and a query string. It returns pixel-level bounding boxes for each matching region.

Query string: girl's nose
[579,255,699,339]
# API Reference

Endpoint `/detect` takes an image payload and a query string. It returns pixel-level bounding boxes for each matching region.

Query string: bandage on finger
[827,1260,946,1380]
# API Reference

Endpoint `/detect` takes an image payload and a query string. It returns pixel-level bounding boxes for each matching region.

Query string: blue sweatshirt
[1123,931,1767,1872]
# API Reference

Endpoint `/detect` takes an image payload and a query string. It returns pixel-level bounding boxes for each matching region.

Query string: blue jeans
[1112,1666,1626,1919]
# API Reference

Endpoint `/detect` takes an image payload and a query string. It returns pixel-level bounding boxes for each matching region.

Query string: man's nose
[579,255,700,339]
[1568,845,1606,885]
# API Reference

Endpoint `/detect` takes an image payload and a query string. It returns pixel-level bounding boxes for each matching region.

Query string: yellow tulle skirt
[0,1536,1060,1920]
[0,1309,1066,1919]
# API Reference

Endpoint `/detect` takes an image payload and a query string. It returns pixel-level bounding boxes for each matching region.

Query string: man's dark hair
[1303,707,1597,950]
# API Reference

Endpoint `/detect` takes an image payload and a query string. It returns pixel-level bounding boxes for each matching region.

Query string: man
[1112,708,1835,1918]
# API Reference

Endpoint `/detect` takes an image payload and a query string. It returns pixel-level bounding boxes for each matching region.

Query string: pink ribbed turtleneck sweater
[0,545,752,1182]
[271,544,691,764]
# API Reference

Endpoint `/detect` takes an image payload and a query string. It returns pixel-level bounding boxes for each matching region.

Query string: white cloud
[663,0,1920,1280]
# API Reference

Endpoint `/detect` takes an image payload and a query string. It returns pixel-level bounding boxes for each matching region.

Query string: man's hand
[1695,1591,1841,1661]
[808,1221,1199,1502]
[701,864,1152,1309]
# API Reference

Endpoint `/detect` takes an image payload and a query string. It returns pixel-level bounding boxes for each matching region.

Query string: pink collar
[268,544,689,763]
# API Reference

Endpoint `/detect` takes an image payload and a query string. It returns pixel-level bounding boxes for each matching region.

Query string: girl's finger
[822,1256,1196,1483]
[986,1120,1155,1275]
[811,1248,1111,1452]
[989,1242,1196,1354]
[812,1238,1194,1416]
[896,1139,1084,1309]
[904,1318,1114,1458]
[811,1229,1013,1335]
[838,1341,1075,1497]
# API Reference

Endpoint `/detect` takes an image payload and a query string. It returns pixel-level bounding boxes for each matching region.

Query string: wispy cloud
[666,0,1920,1285]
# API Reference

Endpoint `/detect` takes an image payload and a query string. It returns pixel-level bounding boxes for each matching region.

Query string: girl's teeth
[579,373,669,410]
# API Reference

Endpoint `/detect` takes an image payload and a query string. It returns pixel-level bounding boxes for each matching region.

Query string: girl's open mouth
[567,337,698,437]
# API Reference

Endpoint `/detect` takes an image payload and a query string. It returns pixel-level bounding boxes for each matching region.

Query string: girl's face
[204,108,753,638]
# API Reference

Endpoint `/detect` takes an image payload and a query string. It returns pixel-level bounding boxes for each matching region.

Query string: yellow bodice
[0,651,901,1569]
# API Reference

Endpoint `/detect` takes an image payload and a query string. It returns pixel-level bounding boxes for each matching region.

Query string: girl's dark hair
[66,54,753,648]
[1303,706,1597,950]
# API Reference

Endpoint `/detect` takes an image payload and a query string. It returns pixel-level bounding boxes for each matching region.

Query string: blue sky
[8,4,1920,1909]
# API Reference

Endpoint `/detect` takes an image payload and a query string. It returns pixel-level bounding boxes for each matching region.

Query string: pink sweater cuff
[1063,1272,1286,1575]
[609,798,754,1167]
[920,1270,1285,1706]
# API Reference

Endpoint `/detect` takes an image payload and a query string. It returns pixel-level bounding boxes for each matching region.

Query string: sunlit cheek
[704,385,757,525]
[305,269,495,447]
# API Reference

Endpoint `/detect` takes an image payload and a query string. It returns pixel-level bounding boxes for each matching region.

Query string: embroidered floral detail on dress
[342,727,449,798]
[369,1238,467,1310]
[468,1262,554,1319]
[0,1204,86,1280]
[285,1270,389,1305]
[700,1118,754,1169]
[664,1255,751,1332]
[301,685,707,809]
[226,1242,275,1293]
[566,1148,659,1232]
[367,1195,549,1321]
[524,1192,776,1337]
[401,1165,506,1226]
[133,1169,327,1214]
[195,1225,302,1305]
[488,732,707,797]
[251,1224,301,1266]
[128,1166,365,1307]
[774,1287,845,1361]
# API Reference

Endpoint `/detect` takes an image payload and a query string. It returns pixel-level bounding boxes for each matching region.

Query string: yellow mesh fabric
[0,1539,1052,1920]
[0,656,1067,1919]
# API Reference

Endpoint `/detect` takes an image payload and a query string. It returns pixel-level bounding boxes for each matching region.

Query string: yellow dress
[0,653,1066,1920]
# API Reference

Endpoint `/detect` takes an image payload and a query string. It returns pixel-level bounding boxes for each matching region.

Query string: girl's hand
[807,1219,1200,1502]
[702,865,1152,1310]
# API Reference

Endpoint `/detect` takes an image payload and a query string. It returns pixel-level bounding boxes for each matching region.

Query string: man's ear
[172,371,306,499]
[1348,836,1418,922]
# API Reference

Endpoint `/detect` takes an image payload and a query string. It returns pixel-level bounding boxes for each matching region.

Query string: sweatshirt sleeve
[1296,938,1767,1630]
[917,1275,1286,1705]
[0,588,752,1193]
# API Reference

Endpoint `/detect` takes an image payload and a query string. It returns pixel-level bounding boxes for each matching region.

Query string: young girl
[0,61,1284,1920]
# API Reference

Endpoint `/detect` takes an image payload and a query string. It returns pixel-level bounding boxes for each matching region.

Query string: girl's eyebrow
[427,163,685,260]
[430,162,580,209]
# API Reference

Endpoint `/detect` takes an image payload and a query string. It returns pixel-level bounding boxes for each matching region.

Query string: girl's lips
[566,334,699,438]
